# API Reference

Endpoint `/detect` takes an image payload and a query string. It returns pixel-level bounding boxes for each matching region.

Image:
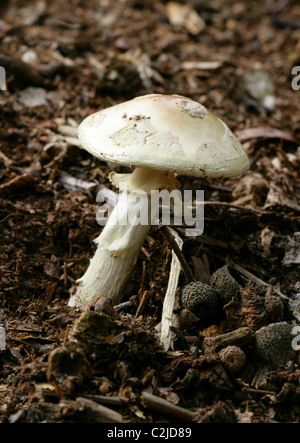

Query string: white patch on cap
[196,140,219,161]
[110,118,184,156]
[173,98,208,118]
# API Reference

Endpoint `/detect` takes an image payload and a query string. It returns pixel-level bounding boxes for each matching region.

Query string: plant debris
[0,0,300,424]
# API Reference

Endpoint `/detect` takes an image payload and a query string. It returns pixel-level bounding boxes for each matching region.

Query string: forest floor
[0,0,300,423]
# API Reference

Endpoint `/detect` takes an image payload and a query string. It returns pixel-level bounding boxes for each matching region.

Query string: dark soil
[0,0,300,423]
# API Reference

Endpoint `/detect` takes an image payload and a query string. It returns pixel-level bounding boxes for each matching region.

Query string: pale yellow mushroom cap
[78,94,250,178]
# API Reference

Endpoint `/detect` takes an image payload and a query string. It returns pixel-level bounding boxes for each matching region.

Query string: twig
[160,225,194,283]
[227,259,269,287]
[227,258,289,300]
[135,290,151,317]
[139,261,147,298]
[79,393,128,406]
[114,295,138,313]
[72,397,123,423]
[142,391,195,422]
[241,386,275,396]
[62,326,70,347]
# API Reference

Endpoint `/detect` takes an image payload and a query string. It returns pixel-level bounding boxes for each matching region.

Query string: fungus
[68,94,250,309]
[210,265,241,305]
[254,321,296,368]
[180,281,219,321]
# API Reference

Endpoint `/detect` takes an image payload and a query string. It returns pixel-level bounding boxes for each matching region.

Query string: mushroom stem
[68,168,180,309]
[109,167,180,193]
[68,190,152,308]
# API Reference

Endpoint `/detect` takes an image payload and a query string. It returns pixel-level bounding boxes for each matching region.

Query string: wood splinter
[160,227,184,351]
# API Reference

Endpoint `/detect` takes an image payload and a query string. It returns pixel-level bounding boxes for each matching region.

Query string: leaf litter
[0,0,300,424]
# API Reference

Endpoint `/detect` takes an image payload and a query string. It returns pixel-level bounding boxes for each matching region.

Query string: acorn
[181,281,219,321]
[219,345,246,374]
[210,265,240,305]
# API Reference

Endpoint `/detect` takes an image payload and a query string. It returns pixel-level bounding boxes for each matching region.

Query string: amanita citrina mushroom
[68,94,250,309]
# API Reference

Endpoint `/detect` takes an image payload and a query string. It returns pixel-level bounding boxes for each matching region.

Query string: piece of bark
[160,228,183,351]
[202,327,254,353]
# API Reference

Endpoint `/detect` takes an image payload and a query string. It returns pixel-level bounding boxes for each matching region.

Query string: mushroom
[68,94,250,309]
[210,265,241,305]
[180,281,219,321]
[254,321,296,368]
